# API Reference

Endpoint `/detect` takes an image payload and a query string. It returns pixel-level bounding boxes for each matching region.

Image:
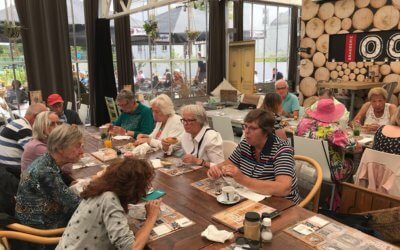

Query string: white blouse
[180,125,224,164]
[148,114,184,149]
[365,103,391,126]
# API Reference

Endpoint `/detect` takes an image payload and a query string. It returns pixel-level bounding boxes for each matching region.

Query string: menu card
[212,200,276,230]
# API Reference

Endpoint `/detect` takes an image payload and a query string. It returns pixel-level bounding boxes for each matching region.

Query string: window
[243,1,292,83]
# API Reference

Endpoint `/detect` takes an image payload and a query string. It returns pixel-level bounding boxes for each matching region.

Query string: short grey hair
[180,104,208,126]
[150,94,175,116]
[32,111,56,142]
[116,89,135,102]
[47,124,83,154]
[391,106,400,126]
[368,87,387,100]
[274,79,289,88]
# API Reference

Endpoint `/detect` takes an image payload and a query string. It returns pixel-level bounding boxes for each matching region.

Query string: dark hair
[262,93,282,114]
[244,109,275,134]
[318,89,334,97]
[80,158,154,212]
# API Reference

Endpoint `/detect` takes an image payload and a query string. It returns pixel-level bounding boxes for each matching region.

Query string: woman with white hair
[15,124,82,229]
[136,94,184,149]
[373,106,400,155]
[21,111,61,172]
[164,104,224,166]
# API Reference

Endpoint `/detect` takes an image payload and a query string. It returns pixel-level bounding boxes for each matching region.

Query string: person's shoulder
[64,109,79,116]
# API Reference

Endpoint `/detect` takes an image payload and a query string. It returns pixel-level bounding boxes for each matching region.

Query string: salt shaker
[261,218,273,242]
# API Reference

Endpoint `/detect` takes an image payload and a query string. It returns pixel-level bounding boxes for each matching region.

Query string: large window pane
[243,3,252,40]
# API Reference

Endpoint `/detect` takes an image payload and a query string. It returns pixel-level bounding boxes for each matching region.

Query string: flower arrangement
[143,19,158,40]
[186,30,200,41]
[3,23,21,40]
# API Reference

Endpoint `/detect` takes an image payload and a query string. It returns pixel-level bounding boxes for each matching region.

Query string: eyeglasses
[276,87,287,90]
[241,124,260,132]
[49,121,63,126]
[181,118,197,125]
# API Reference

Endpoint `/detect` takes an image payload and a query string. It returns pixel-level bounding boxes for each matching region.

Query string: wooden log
[300,37,316,59]
[353,29,364,33]
[357,74,365,81]
[344,68,351,75]
[341,17,352,30]
[360,68,367,74]
[335,0,355,19]
[302,0,320,21]
[342,63,348,69]
[374,61,385,65]
[390,61,400,74]
[342,75,350,81]
[316,34,329,53]
[318,2,335,20]
[298,91,304,106]
[349,73,356,80]
[383,74,400,93]
[326,61,337,70]
[301,21,306,39]
[330,70,339,80]
[353,8,374,30]
[374,6,400,30]
[338,62,343,65]
[393,0,400,10]
[336,65,342,71]
[300,59,314,77]
[354,68,360,74]
[365,62,374,66]
[299,77,318,97]
[325,17,341,34]
[338,71,344,76]
[380,64,391,75]
[369,28,381,31]
[303,96,319,108]
[315,67,330,82]
[306,18,325,39]
[356,62,364,68]
[355,0,370,8]
[370,0,387,9]
[337,30,349,34]
[348,62,357,70]
[313,52,326,67]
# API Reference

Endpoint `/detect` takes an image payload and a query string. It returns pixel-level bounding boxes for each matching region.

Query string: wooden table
[317,81,385,120]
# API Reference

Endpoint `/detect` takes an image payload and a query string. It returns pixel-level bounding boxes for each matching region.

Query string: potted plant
[3,22,21,40]
[186,30,200,41]
[143,19,158,41]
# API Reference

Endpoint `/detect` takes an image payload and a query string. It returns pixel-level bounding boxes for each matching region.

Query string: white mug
[222,186,236,202]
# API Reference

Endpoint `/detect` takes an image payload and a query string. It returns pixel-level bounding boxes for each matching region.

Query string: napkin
[150,159,163,169]
[113,135,131,140]
[201,225,234,243]
[132,143,151,155]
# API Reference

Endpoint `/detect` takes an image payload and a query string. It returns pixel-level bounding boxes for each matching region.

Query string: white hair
[180,104,208,126]
[32,111,56,142]
[47,124,83,154]
[274,79,289,88]
[150,94,175,116]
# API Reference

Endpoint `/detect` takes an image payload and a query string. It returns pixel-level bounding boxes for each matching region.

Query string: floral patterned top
[15,153,80,229]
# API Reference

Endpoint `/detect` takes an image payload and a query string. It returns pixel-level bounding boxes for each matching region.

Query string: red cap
[47,94,64,106]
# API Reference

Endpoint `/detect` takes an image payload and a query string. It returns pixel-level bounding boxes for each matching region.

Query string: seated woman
[296,99,353,181]
[21,111,61,172]
[56,158,160,250]
[207,109,300,203]
[15,124,82,229]
[164,104,224,167]
[309,89,349,124]
[373,106,400,155]
[353,87,396,131]
[261,92,287,139]
[136,94,184,149]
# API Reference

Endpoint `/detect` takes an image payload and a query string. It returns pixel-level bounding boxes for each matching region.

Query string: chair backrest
[293,136,331,182]
[66,101,72,110]
[211,116,234,141]
[294,155,323,212]
[78,104,88,125]
[382,81,398,102]
[104,97,119,122]
[222,140,238,160]
[354,148,400,196]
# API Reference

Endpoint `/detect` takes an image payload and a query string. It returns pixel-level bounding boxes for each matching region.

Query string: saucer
[216,193,241,205]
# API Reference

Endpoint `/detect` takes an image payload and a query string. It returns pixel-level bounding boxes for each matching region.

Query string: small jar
[243,212,260,241]
[261,218,273,242]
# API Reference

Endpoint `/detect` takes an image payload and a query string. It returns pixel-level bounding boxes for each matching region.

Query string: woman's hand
[182,154,201,165]
[221,164,243,182]
[110,125,126,135]
[137,134,149,140]
[207,165,223,179]
[145,199,161,220]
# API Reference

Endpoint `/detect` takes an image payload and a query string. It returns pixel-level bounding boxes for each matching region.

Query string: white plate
[216,193,241,205]
[113,135,131,140]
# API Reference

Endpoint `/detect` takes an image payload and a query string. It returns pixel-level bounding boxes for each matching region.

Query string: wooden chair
[104,97,119,122]
[222,140,238,160]
[211,116,235,141]
[0,223,64,249]
[294,155,323,212]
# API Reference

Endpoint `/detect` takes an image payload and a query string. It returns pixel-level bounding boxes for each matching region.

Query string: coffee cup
[99,125,109,134]
[221,186,237,202]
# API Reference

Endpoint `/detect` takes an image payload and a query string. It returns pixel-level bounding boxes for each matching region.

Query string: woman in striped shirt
[208,109,300,203]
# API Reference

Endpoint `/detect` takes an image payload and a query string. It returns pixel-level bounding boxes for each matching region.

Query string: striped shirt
[0,118,32,167]
[229,134,300,204]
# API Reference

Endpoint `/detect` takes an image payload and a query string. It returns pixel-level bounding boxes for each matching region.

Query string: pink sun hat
[306,99,345,123]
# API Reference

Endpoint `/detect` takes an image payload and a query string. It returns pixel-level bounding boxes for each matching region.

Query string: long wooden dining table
[64,128,388,249]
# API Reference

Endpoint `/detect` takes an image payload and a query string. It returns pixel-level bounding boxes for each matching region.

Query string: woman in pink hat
[296,99,354,182]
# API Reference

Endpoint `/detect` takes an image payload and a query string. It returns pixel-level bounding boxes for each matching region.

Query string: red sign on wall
[344,34,357,62]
